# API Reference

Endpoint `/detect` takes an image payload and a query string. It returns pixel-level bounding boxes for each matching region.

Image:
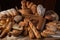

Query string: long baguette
[29,20,41,38]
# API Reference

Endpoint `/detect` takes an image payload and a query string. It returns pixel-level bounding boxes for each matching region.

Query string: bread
[9,30,22,36]
[29,20,41,38]
[14,15,22,23]
[29,27,35,38]
[0,22,12,38]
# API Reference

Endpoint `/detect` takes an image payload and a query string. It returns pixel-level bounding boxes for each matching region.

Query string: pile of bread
[0,0,60,39]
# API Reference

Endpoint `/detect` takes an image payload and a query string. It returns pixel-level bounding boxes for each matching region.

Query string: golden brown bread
[27,2,33,8]
[43,30,55,34]
[0,20,6,26]
[41,30,56,37]
[19,0,39,16]
[13,15,23,23]
[9,29,22,36]
[0,22,12,38]
[29,20,41,38]
[29,27,35,38]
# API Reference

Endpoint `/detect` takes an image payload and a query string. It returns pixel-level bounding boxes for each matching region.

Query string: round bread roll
[45,10,59,21]
[14,15,22,23]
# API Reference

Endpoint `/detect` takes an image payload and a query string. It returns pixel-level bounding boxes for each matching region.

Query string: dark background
[0,0,21,11]
[55,0,60,18]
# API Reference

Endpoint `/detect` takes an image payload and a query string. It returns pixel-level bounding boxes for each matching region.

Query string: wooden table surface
[0,36,60,40]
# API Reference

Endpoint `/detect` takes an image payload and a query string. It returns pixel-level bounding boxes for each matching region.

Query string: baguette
[29,20,41,38]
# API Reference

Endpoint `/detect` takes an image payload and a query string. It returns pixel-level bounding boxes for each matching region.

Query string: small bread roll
[14,15,22,23]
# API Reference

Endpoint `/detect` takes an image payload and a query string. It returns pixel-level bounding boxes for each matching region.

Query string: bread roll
[14,15,22,23]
